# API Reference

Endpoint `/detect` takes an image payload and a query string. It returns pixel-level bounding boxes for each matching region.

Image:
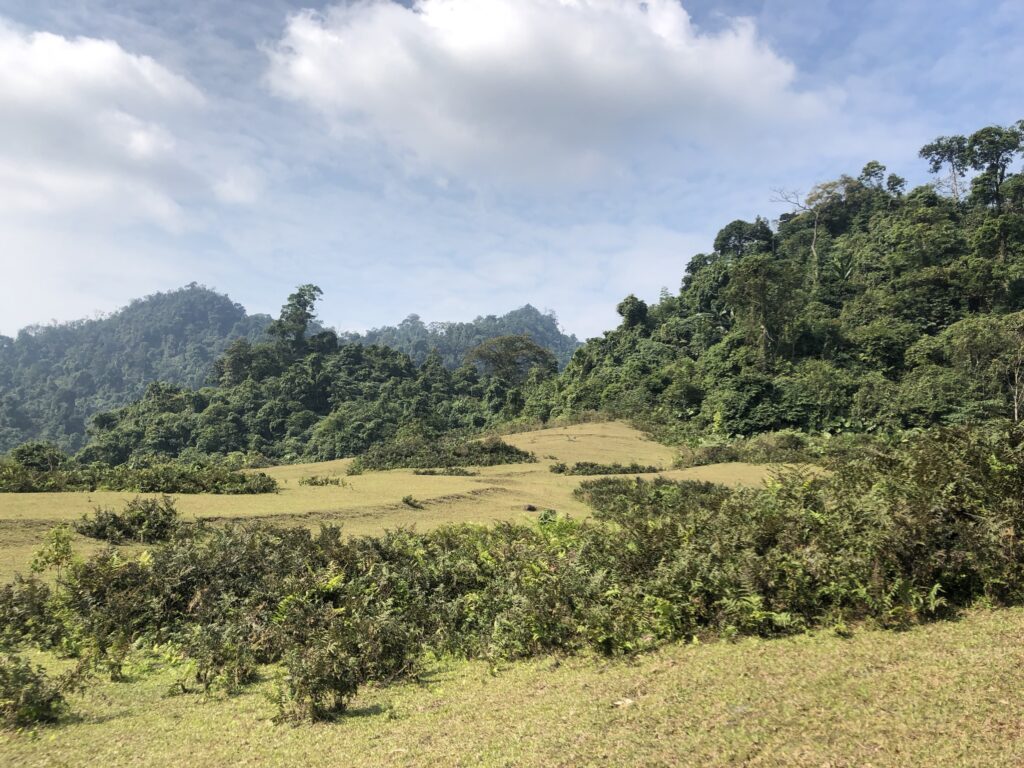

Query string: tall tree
[267,284,323,360]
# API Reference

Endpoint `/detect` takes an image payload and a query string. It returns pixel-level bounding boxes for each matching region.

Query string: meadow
[0,422,770,582]
[3,609,1023,767]
[3,421,1022,766]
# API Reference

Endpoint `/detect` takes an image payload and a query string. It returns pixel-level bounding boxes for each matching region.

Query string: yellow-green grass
[4,608,1024,767]
[0,422,773,581]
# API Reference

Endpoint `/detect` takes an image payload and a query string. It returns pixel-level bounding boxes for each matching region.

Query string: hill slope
[0,285,272,453]
[538,121,1024,437]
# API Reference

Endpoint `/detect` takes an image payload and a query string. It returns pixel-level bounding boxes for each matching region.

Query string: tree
[9,441,68,471]
[267,285,323,359]
[616,295,649,330]
[713,218,774,259]
[966,124,1023,211]
[919,135,969,202]
[465,335,557,385]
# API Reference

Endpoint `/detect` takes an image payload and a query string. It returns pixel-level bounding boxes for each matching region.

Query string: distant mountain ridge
[0,287,581,453]
[0,284,272,452]
[342,305,581,369]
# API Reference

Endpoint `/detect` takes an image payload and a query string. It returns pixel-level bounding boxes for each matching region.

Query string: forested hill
[537,121,1024,437]
[8,120,1024,467]
[0,285,272,453]
[342,305,581,369]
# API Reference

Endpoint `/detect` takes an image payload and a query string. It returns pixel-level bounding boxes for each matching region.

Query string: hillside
[43,121,1023,470]
[0,285,272,454]
[343,304,581,369]
[537,121,1024,437]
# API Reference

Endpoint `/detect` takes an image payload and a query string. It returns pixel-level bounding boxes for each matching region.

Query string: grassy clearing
[0,422,772,581]
[3,608,1023,767]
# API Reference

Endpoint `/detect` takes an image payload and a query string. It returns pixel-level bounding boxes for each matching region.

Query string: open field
[3,608,1023,767]
[0,422,773,581]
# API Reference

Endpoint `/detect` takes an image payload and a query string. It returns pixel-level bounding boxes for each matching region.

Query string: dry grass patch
[3,609,1023,767]
[0,422,774,580]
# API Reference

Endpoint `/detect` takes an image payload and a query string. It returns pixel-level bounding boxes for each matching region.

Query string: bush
[412,468,478,476]
[75,496,180,544]
[349,435,535,473]
[0,652,87,728]
[550,461,661,475]
[298,475,345,487]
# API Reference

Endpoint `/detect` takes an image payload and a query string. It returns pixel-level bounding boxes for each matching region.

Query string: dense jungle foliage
[0,285,272,454]
[0,286,576,459]
[535,121,1024,438]
[342,305,580,369]
[3,423,1023,724]
[64,285,561,467]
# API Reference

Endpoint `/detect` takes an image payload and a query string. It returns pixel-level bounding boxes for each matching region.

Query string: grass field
[5,420,1018,766]
[0,422,772,582]
[3,608,1023,767]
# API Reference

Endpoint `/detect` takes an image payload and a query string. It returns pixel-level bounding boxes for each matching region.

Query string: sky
[0,0,1021,340]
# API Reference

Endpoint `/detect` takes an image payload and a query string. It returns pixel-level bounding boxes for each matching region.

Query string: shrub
[75,496,180,544]
[401,495,423,509]
[0,652,87,728]
[350,435,534,473]
[298,475,345,487]
[412,468,478,476]
[550,461,661,475]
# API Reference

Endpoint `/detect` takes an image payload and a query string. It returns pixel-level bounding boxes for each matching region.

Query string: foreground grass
[0,422,772,581]
[3,608,1023,766]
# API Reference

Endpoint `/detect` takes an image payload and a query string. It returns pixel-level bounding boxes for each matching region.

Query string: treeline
[0,285,271,454]
[71,286,560,467]
[535,120,1024,438]
[342,304,580,369]
[4,424,1023,724]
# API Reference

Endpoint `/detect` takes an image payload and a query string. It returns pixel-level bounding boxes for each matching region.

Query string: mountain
[343,305,581,369]
[0,284,272,453]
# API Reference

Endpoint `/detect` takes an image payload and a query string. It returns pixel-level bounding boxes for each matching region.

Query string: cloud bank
[267,0,833,182]
[0,20,207,228]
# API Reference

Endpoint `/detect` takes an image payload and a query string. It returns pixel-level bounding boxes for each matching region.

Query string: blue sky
[0,0,1021,339]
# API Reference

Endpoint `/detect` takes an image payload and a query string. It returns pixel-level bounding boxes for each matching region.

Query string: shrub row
[349,435,534,473]
[550,461,661,475]
[0,460,277,495]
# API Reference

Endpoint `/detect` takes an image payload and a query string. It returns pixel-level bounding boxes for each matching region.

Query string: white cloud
[267,0,836,183]
[0,20,208,228]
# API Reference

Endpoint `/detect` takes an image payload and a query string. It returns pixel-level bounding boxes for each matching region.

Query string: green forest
[0,287,578,457]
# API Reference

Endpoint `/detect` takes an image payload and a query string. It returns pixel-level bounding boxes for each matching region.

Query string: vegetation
[297,475,345,487]
[539,121,1024,438]
[0,608,1021,765]
[343,305,580,369]
[0,652,88,729]
[0,446,277,494]
[550,461,661,475]
[348,434,535,473]
[1,423,1021,728]
[0,285,271,454]
[411,467,478,476]
[74,497,180,545]
[76,288,562,468]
